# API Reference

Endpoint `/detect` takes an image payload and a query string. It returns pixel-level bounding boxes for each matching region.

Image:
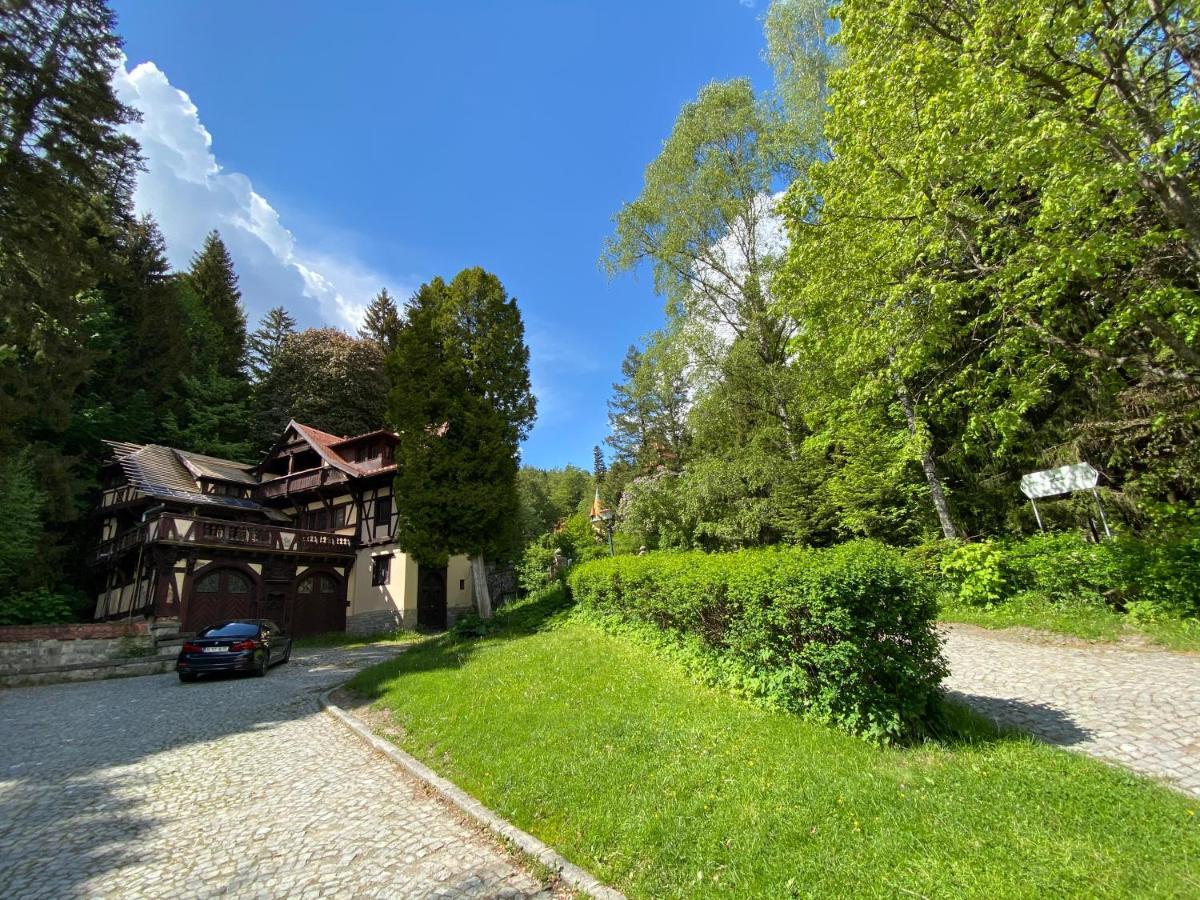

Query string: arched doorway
[187,566,256,632]
[291,570,346,637]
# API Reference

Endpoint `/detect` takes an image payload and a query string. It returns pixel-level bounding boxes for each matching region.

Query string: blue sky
[110,1,774,469]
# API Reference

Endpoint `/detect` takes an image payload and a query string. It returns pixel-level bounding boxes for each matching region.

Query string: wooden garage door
[187,568,254,632]
[291,572,346,637]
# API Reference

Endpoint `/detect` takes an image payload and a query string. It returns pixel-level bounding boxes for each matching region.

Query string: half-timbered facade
[91,421,476,637]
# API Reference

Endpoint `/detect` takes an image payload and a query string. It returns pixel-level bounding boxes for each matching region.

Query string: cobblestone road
[0,646,548,900]
[943,624,1200,797]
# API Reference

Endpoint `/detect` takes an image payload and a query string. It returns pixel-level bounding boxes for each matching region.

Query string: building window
[332,506,347,529]
[374,495,391,533]
[298,573,338,594]
[372,555,391,586]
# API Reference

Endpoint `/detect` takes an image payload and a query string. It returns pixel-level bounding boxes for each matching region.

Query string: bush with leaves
[939,541,1009,607]
[0,589,78,627]
[936,531,1199,619]
[517,512,611,593]
[569,541,945,742]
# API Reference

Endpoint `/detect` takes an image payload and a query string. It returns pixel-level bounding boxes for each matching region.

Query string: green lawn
[293,628,431,650]
[346,591,1200,898]
[939,595,1200,653]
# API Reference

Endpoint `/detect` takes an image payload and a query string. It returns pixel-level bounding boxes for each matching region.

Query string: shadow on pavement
[943,689,1092,747]
[0,644,411,895]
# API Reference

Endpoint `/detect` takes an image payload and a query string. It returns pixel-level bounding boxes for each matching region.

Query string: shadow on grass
[341,583,1095,756]
[345,585,575,701]
[345,585,1073,756]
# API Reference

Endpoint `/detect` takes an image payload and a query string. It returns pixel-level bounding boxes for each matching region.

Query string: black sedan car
[176,619,292,682]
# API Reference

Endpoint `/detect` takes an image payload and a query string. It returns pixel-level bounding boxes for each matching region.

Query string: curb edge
[319,688,626,900]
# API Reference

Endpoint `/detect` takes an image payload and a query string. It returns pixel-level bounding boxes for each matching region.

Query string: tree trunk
[470,553,492,619]
[895,380,961,540]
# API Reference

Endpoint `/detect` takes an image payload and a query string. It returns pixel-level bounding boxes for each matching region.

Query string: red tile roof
[289,421,396,478]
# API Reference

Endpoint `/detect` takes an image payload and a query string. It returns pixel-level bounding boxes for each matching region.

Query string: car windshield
[199,622,260,638]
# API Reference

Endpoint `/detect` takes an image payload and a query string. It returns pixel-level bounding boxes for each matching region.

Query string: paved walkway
[942,624,1200,797]
[0,646,548,900]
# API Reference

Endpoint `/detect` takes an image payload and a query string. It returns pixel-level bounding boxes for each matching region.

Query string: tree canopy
[254,328,388,445]
[388,267,535,615]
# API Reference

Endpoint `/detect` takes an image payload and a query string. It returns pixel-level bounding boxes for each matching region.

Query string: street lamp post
[589,490,615,556]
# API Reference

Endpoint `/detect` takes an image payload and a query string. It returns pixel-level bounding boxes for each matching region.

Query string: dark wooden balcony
[92,514,355,566]
[254,467,348,500]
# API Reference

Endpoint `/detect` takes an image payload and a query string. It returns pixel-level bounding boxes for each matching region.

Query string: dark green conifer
[187,230,247,378]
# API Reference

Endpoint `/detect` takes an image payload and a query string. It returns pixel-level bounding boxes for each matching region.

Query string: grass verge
[293,628,431,650]
[939,595,1200,653]
[346,588,1200,898]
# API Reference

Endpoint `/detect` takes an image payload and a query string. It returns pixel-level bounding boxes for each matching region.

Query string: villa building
[91,420,476,637]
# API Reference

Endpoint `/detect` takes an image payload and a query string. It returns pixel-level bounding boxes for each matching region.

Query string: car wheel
[280,644,291,665]
[253,653,268,677]
[178,672,197,683]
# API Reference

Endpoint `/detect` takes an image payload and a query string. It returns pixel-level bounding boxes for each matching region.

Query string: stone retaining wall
[346,608,405,636]
[0,620,171,687]
[0,621,148,642]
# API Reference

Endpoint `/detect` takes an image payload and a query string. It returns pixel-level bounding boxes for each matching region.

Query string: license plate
[202,646,228,653]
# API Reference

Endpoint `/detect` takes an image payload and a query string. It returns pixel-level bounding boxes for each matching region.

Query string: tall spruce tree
[592,445,607,483]
[0,0,140,446]
[247,305,297,381]
[388,268,535,618]
[166,242,254,461]
[606,333,690,472]
[188,230,247,378]
[79,214,190,443]
[358,287,402,352]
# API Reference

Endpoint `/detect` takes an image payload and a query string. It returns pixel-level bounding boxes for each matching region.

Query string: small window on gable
[372,555,391,586]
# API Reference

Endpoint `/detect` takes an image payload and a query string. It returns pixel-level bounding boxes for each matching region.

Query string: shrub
[517,535,561,593]
[940,541,1008,606]
[0,588,77,626]
[569,541,946,742]
[936,530,1200,618]
[1116,530,1200,617]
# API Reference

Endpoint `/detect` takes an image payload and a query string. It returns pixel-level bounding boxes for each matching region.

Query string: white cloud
[112,59,406,332]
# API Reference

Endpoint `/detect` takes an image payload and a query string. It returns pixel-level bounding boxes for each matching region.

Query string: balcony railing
[92,514,355,566]
[254,467,348,500]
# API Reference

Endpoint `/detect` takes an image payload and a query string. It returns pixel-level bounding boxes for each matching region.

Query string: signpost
[1018,463,1110,538]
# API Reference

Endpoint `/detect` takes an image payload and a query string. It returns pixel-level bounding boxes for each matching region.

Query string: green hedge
[568,540,945,742]
[938,531,1200,616]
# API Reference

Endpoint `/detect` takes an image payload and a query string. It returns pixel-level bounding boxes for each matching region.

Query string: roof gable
[103,441,271,515]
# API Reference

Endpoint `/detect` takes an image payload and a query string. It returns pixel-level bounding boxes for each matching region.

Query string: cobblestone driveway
[943,624,1200,797]
[0,646,548,899]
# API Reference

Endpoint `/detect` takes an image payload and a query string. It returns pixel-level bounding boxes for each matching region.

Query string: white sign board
[1019,463,1100,500]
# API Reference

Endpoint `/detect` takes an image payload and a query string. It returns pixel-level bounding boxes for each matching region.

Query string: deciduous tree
[254,328,387,444]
